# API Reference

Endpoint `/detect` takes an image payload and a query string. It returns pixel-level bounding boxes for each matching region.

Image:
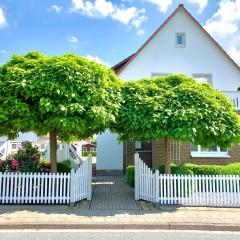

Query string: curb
[0,223,239,231]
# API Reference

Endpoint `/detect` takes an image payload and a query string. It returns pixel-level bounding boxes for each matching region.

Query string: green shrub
[172,165,194,175]
[126,165,135,187]
[2,141,49,173]
[57,160,72,173]
[158,163,240,176]
[82,151,96,157]
[158,163,193,175]
[182,163,240,176]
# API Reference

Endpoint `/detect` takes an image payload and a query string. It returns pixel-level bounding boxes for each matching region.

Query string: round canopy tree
[113,74,240,173]
[0,52,122,172]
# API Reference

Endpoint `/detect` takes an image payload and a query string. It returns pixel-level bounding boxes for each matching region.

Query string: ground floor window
[191,144,229,158]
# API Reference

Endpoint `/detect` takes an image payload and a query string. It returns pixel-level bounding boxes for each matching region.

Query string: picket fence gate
[0,156,92,205]
[135,154,240,207]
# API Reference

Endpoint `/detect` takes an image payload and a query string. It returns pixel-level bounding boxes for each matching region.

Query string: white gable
[119,8,240,91]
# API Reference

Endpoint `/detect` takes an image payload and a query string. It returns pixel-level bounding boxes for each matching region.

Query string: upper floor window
[11,144,17,150]
[176,33,185,47]
[192,74,212,85]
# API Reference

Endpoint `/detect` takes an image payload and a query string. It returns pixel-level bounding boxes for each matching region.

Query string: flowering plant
[2,141,50,173]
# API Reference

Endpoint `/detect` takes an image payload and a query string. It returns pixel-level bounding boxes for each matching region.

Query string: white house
[96,4,240,174]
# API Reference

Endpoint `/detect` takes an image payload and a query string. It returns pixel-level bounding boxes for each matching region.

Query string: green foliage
[126,165,135,187]
[158,163,193,175]
[183,162,240,176]
[158,162,240,176]
[113,74,240,149]
[1,141,50,172]
[0,52,122,142]
[82,151,96,157]
[37,159,51,172]
[57,160,72,173]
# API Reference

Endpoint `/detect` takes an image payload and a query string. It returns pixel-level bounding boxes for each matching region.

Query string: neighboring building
[97,4,240,173]
[82,142,96,152]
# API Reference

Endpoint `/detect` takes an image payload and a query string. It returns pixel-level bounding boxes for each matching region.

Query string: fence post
[87,154,92,200]
[155,170,159,203]
[70,169,75,207]
[134,153,140,200]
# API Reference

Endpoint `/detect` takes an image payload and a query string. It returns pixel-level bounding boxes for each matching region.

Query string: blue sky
[0,0,240,67]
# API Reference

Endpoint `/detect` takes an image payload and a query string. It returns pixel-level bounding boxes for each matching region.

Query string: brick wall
[179,142,240,165]
[125,139,240,170]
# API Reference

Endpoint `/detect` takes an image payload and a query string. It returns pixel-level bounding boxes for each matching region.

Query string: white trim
[191,152,230,158]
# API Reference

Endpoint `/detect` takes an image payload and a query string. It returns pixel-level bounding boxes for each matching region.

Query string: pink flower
[11,159,18,169]
[0,160,4,166]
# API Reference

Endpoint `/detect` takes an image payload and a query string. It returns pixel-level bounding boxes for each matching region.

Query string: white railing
[68,144,83,167]
[222,91,240,110]
[0,141,8,160]
[0,155,92,205]
[135,154,240,207]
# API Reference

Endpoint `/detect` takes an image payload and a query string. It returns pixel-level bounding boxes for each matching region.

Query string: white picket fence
[0,156,92,205]
[135,154,240,207]
[70,156,92,203]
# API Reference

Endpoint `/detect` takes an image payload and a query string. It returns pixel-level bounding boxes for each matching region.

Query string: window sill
[191,152,230,158]
[175,45,185,48]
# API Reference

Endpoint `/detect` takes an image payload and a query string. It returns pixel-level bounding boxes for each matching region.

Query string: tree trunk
[50,130,57,173]
[164,137,171,174]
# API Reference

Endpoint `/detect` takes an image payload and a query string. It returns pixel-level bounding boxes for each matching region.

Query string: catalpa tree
[0,52,122,172]
[113,74,240,173]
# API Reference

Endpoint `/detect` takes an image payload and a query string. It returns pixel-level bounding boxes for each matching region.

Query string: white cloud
[0,7,7,29]
[85,54,111,67]
[66,35,79,44]
[143,0,172,13]
[136,29,145,36]
[186,0,208,13]
[112,7,146,25]
[204,0,240,64]
[48,5,63,13]
[0,50,6,54]
[70,0,146,35]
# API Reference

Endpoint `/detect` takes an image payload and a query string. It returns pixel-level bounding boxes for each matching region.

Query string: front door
[135,141,152,168]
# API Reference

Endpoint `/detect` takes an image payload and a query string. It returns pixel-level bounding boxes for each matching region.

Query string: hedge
[126,165,135,187]
[126,162,240,187]
[158,164,193,175]
[182,162,240,176]
[57,160,72,173]
[82,151,96,157]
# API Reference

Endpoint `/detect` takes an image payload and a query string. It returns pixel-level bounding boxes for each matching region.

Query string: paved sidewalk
[0,205,240,231]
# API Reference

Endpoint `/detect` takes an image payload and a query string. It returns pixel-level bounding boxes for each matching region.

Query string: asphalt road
[1,230,240,240]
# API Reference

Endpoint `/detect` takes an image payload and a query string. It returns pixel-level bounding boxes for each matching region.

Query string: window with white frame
[151,73,171,78]
[191,144,229,158]
[176,33,185,47]
[11,144,17,150]
[193,74,212,85]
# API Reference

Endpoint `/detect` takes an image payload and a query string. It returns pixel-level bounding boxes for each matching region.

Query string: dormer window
[176,33,185,47]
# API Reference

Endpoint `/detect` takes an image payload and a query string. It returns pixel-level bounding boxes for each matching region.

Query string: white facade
[97,5,240,172]
[96,130,123,171]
